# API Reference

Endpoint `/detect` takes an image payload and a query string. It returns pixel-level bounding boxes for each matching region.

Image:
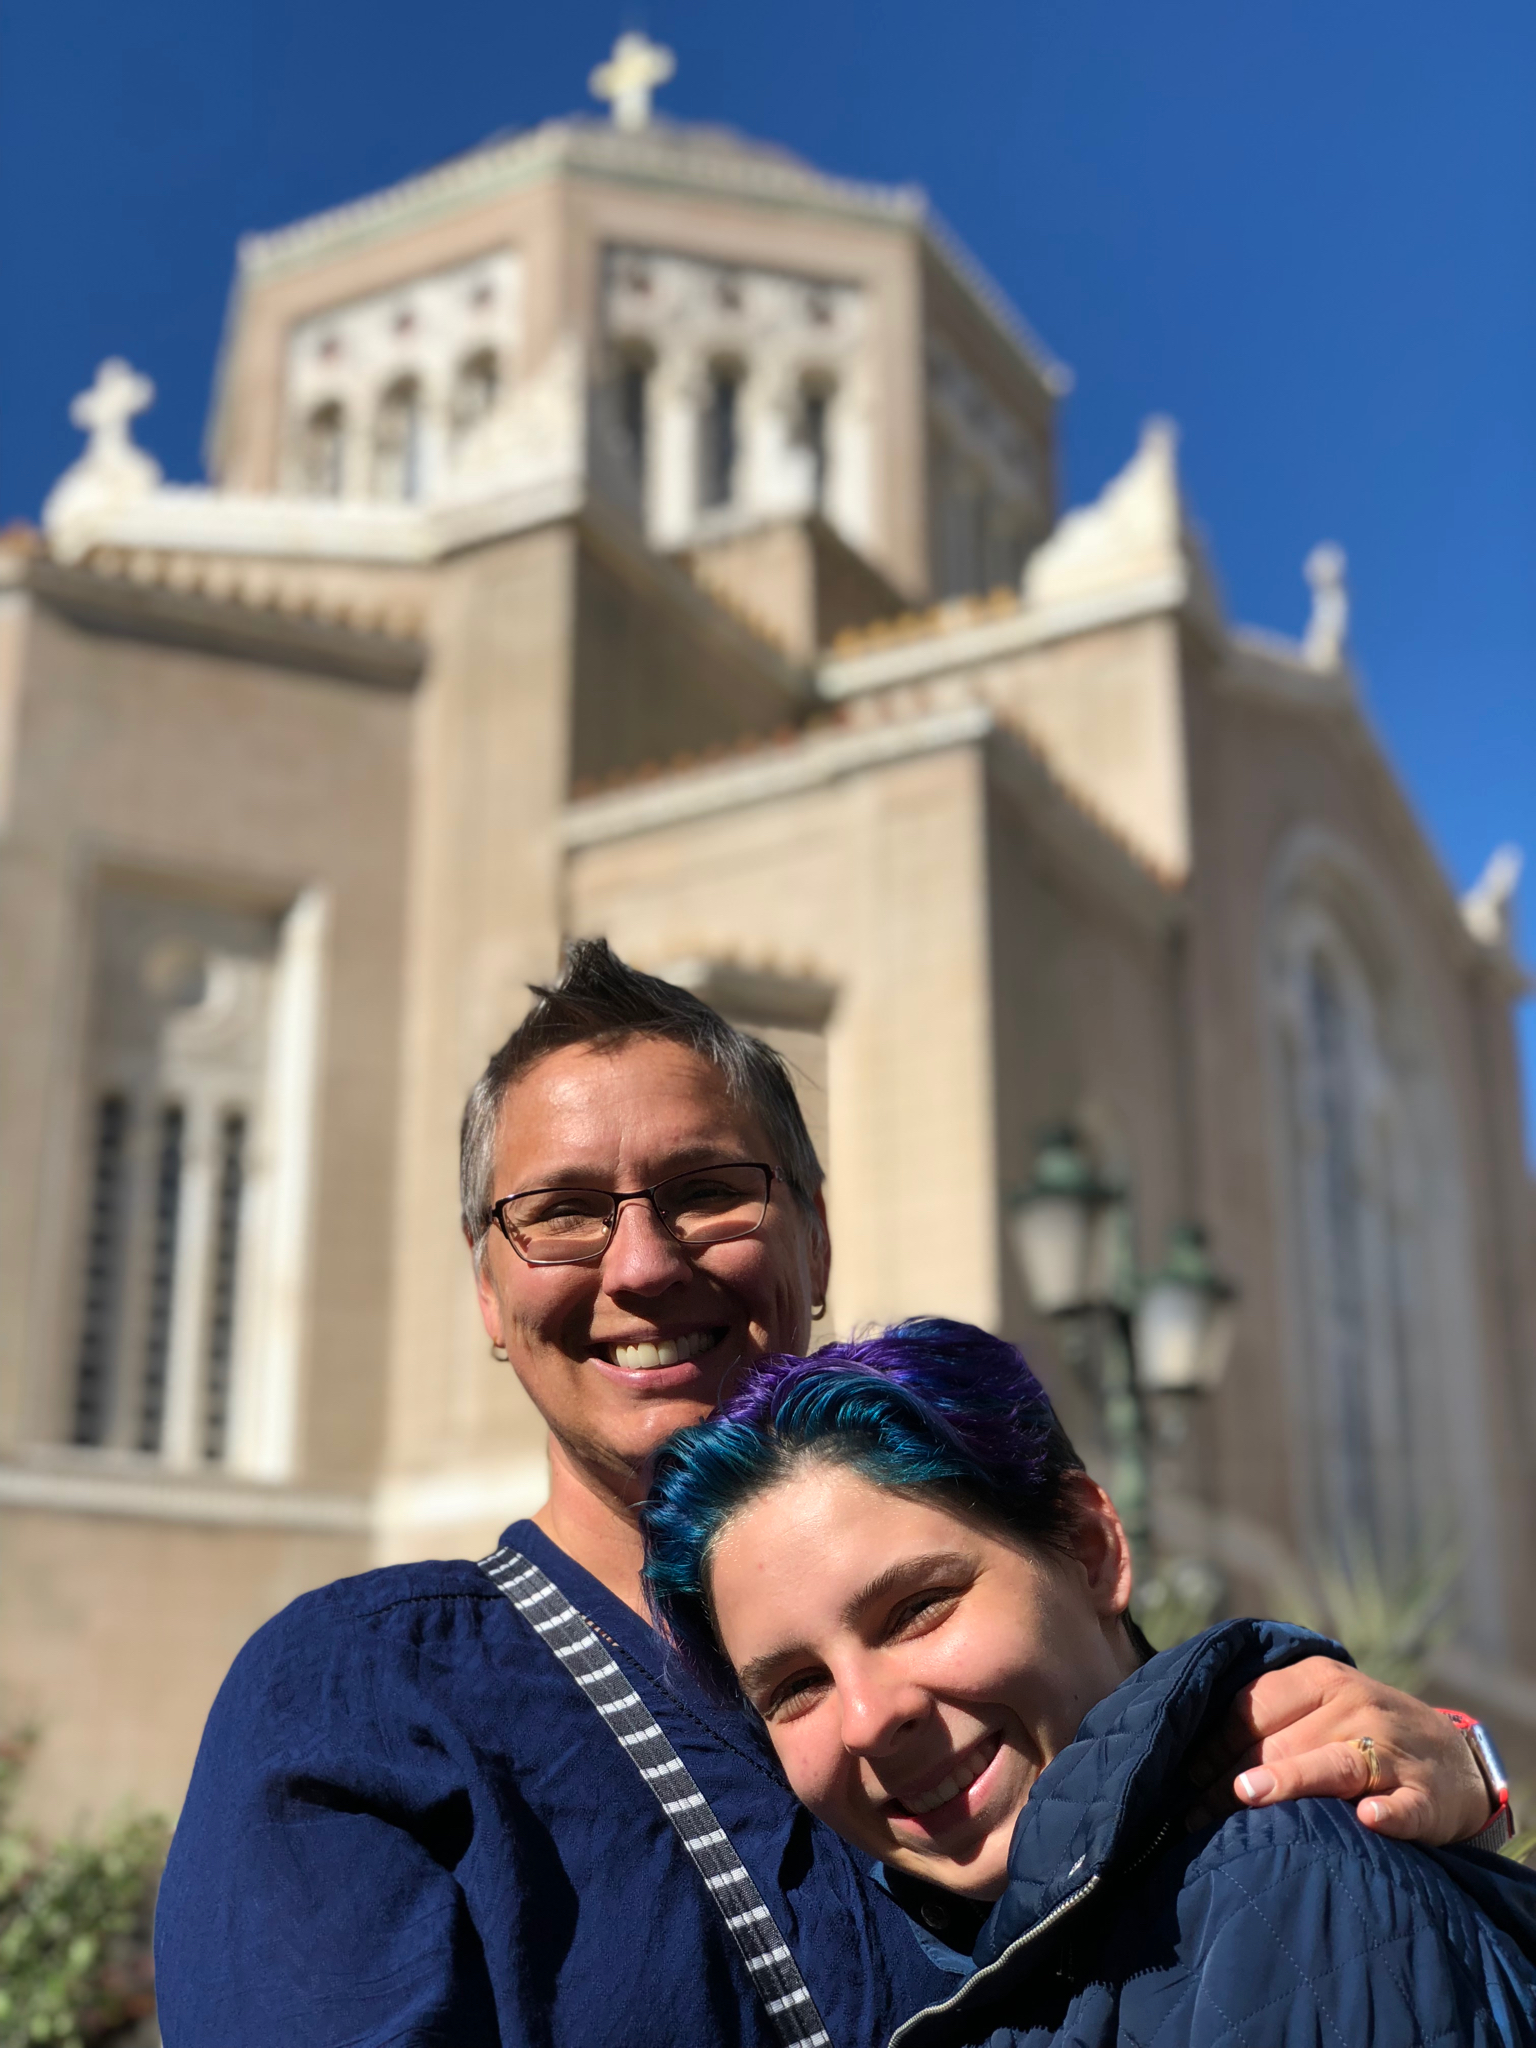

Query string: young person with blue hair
[644,1319,1536,2048]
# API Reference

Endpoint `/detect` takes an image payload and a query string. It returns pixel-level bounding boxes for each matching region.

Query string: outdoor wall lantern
[1006,1123,1122,1317]
[1009,1125,1237,1398]
[1008,1123,1239,1611]
[1134,1223,1237,1397]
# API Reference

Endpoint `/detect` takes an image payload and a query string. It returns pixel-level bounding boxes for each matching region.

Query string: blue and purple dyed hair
[641,1317,1091,1698]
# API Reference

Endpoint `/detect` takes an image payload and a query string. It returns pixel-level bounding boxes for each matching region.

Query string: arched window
[1264,834,1508,1648]
[372,378,422,501]
[616,348,652,487]
[701,361,742,510]
[300,402,346,498]
[450,351,500,447]
[1302,949,1377,1537]
[798,378,834,513]
[1275,896,1429,1569]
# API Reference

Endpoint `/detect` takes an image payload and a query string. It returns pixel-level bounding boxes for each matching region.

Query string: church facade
[3,50,1534,1823]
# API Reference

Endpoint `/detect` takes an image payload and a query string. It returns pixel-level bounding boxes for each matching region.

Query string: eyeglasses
[489,1162,781,1267]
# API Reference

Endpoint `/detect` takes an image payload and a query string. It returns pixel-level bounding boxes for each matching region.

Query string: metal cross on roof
[70,357,156,457]
[589,31,676,132]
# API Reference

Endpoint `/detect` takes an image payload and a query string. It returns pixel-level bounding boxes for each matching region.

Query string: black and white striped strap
[478,1545,832,2048]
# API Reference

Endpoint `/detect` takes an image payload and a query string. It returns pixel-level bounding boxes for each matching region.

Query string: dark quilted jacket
[888,1620,1536,2048]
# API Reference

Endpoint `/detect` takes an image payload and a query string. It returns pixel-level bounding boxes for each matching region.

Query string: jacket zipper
[884,1819,1176,2048]
[886,1874,1102,2048]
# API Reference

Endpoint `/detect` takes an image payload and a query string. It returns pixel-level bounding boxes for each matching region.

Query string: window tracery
[283,248,522,502]
[1269,869,1465,1580]
[59,880,320,1480]
[599,245,872,549]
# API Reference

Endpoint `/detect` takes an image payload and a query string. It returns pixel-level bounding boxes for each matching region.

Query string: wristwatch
[1437,1709,1517,1851]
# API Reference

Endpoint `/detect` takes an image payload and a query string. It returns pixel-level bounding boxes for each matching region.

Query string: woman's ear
[1062,1472,1134,1622]
[809,1189,832,1312]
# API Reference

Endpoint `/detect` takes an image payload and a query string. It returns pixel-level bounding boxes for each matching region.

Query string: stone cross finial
[70,357,156,459]
[589,31,675,131]
[1302,541,1349,669]
[43,356,163,561]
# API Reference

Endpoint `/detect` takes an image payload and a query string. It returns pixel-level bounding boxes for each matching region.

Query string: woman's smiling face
[707,1463,1137,1900]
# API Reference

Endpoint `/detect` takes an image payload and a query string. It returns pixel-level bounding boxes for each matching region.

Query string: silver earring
[490,1342,509,1362]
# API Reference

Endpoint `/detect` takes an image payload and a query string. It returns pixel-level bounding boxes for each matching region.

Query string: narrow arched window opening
[799,379,834,513]
[701,361,742,510]
[300,402,346,498]
[373,378,422,501]
[71,1092,131,1447]
[136,1102,185,1455]
[617,348,652,488]
[1305,949,1375,1539]
[202,1109,248,1465]
[450,351,500,447]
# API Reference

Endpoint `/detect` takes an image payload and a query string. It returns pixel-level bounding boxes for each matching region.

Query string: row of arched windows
[614,348,837,520]
[297,350,501,501]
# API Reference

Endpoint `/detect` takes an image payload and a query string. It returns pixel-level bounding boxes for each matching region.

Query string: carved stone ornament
[43,358,164,561]
[589,32,676,132]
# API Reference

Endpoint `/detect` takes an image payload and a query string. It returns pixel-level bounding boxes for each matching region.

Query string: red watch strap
[1435,1707,1515,1846]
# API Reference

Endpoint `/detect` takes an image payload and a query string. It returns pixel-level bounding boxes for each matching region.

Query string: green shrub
[0,1734,167,2048]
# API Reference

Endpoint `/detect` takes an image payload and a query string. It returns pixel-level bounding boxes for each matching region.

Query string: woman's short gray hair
[461,939,826,1266]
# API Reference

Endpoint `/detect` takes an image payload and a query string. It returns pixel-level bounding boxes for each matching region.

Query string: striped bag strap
[478,1545,832,2048]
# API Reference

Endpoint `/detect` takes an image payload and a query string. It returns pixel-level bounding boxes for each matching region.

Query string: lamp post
[1008,1125,1237,1594]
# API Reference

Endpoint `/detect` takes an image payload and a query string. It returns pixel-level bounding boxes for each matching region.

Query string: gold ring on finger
[1353,1735,1383,1795]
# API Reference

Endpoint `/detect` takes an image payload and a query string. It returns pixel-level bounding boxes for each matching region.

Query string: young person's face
[708,1465,1137,1900]
[475,1038,829,1503]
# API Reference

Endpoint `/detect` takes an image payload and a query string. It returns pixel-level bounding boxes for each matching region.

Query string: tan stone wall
[681,516,904,661]
[0,1506,368,1829]
[566,739,1002,1335]
[377,524,577,1495]
[984,776,1187,1466]
[572,516,806,788]
[977,615,1193,882]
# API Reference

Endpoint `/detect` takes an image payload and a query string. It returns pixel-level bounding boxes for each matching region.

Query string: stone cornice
[27,559,426,691]
[565,700,995,842]
[920,211,1070,399]
[0,1450,549,1542]
[0,1455,370,1532]
[47,470,586,572]
[818,568,1190,700]
[231,118,1065,403]
[239,119,923,285]
[562,696,1179,934]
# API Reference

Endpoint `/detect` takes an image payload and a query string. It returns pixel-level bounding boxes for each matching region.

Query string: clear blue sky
[3,1,1532,1146]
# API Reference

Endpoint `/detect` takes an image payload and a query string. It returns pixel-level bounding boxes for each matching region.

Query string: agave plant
[1275,1534,1461,1697]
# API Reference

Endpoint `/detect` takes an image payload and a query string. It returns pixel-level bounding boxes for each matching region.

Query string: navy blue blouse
[154,1519,950,2047]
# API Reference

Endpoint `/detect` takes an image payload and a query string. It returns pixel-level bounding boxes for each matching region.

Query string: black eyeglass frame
[488,1162,783,1267]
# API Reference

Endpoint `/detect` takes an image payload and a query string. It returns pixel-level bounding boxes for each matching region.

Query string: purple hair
[641,1318,1090,1697]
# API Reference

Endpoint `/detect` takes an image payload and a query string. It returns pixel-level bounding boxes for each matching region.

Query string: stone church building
[2,45,1533,1822]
